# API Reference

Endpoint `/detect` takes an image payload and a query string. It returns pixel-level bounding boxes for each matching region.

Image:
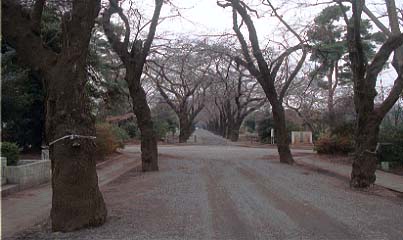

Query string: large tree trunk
[2,0,107,232]
[350,111,381,188]
[179,115,193,143]
[271,101,294,164]
[346,0,403,189]
[47,60,107,232]
[127,72,158,172]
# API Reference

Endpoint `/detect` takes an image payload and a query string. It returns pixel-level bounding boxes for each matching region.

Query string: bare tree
[211,54,266,141]
[337,0,403,188]
[218,0,308,164]
[102,0,163,171]
[148,41,213,142]
[2,0,107,231]
[285,81,324,134]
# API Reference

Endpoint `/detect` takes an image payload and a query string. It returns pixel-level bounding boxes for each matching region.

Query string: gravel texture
[10,130,403,240]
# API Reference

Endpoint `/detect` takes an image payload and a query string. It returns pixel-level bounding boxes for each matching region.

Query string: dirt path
[13,140,403,240]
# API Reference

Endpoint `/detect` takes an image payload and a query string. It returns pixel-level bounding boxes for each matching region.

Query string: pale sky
[121,0,398,88]
[157,0,319,42]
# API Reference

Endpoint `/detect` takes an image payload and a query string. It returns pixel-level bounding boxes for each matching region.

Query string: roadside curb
[0,155,134,197]
[294,157,403,194]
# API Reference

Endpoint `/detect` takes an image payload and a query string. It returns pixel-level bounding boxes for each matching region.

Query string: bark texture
[2,0,107,231]
[179,116,193,143]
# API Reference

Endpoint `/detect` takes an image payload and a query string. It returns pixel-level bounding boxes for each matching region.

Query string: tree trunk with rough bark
[47,60,107,232]
[127,70,159,171]
[271,100,294,164]
[350,115,381,187]
[2,0,107,232]
[179,115,193,143]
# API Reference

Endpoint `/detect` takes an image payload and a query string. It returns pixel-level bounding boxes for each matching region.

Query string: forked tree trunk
[47,60,107,232]
[127,71,158,171]
[346,0,403,188]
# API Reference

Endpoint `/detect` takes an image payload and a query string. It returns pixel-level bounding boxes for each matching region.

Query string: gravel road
[11,130,403,240]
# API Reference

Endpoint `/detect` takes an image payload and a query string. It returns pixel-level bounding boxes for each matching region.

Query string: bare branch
[142,0,163,59]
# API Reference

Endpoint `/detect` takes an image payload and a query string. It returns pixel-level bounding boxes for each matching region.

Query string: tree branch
[31,0,46,34]
[279,49,307,100]
[102,0,130,63]
[2,0,57,72]
[142,0,163,60]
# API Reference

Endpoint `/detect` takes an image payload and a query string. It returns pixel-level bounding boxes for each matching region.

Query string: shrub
[1,142,20,165]
[315,135,353,155]
[257,118,275,143]
[244,118,256,133]
[111,125,130,142]
[377,143,403,163]
[95,123,123,157]
[335,136,354,154]
[120,122,138,138]
[331,122,354,139]
[378,124,403,164]
[153,120,170,140]
[315,136,333,154]
[379,124,403,144]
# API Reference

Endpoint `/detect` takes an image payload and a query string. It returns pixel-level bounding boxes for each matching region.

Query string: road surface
[10,130,403,240]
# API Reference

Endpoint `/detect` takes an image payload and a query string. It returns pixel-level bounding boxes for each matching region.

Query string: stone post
[41,147,50,161]
[1,157,7,185]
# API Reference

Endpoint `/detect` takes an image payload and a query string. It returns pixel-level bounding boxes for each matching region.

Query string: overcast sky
[122,0,398,87]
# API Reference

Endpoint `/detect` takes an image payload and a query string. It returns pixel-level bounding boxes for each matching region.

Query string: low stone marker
[291,131,313,145]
